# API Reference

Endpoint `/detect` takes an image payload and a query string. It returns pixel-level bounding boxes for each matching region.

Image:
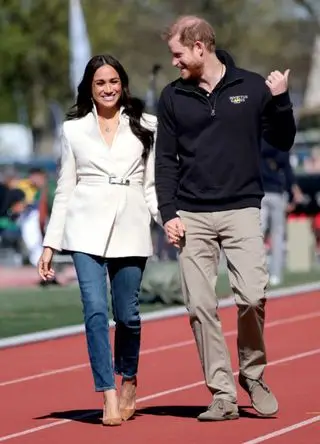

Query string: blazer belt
[109,176,130,186]
[78,176,142,187]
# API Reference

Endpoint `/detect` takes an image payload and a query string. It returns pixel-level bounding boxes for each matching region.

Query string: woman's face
[92,64,122,111]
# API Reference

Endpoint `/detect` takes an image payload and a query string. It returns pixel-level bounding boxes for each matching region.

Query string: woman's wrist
[43,246,55,253]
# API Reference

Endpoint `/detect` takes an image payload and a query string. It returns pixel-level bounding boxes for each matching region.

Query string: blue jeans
[72,252,147,391]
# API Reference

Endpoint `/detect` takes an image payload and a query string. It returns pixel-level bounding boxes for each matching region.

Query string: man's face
[168,35,203,80]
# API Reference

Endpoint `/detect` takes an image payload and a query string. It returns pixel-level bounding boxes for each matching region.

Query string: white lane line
[0,341,195,388]
[1,311,320,388]
[243,415,320,443]
[0,348,319,442]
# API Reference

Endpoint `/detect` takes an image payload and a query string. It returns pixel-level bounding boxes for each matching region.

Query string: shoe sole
[102,419,122,426]
[252,401,279,417]
[239,380,279,417]
[197,413,239,422]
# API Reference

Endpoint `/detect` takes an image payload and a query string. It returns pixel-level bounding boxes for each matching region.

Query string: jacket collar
[91,102,127,122]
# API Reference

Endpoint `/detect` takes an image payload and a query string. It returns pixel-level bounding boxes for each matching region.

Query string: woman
[38,55,159,426]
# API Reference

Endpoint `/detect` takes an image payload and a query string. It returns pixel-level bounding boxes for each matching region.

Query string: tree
[0,0,126,152]
[0,0,317,155]
[0,0,70,151]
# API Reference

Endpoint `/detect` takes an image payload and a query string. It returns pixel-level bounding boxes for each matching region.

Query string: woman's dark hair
[66,54,154,160]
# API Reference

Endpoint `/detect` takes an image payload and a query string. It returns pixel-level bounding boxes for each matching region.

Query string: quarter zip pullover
[155,50,296,224]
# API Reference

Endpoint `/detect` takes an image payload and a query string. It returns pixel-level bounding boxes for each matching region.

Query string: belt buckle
[109,176,130,186]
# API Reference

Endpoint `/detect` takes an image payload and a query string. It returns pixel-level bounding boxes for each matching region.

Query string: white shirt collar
[92,102,126,121]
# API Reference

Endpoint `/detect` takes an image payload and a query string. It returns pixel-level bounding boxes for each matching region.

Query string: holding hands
[164,217,186,248]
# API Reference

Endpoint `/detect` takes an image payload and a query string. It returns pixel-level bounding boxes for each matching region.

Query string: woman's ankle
[103,389,121,418]
[103,388,118,402]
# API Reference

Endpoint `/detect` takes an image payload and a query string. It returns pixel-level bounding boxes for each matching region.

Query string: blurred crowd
[0,167,57,283]
[0,141,320,287]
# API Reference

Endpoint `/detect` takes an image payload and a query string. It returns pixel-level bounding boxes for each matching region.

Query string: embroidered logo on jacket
[229,95,248,104]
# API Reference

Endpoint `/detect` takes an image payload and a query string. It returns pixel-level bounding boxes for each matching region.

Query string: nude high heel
[102,391,122,426]
[119,377,137,421]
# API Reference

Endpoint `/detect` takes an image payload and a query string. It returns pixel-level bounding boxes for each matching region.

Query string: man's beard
[182,63,202,80]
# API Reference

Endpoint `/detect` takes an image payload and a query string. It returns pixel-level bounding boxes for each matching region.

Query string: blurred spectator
[260,139,303,286]
[0,182,11,217]
[10,168,47,267]
[303,146,320,173]
[1,167,57,275]
[9,167,47,205]
[0,184,26,221]
[0,184,26,252]
[312,214,320,261]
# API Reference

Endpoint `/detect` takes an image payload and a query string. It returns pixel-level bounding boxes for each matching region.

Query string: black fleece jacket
[155,50,296,224]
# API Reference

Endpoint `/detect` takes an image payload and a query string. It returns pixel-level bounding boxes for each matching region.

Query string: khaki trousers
[179,208,269,403]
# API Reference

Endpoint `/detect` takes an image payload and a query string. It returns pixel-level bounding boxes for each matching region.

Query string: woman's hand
[38,247,55,281]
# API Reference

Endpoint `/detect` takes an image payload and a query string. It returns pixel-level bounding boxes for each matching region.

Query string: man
[260,140,303,287]
[155,16,296,421]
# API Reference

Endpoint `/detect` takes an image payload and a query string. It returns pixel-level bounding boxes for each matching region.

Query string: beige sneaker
[239,373,278,416]
[197,399,239,422]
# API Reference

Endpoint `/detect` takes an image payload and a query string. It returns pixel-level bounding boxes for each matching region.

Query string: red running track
[0,291,319,444]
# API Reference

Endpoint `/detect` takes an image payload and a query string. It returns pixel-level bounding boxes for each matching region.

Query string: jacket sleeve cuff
[159,203,179,225]
[42,238,62,252]
[272,92,292,110]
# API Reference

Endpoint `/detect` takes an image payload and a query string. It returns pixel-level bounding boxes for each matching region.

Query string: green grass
[0,285,166,339]
[0,269,319,339]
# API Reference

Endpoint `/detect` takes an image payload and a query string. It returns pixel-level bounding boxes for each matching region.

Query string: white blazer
[43,106,160,258]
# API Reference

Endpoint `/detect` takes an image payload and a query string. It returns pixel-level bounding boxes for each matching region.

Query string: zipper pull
[211,109,216,117]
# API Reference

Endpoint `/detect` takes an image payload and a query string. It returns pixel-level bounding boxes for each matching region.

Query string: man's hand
[164,217,186,248]
[266,69,290,96]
